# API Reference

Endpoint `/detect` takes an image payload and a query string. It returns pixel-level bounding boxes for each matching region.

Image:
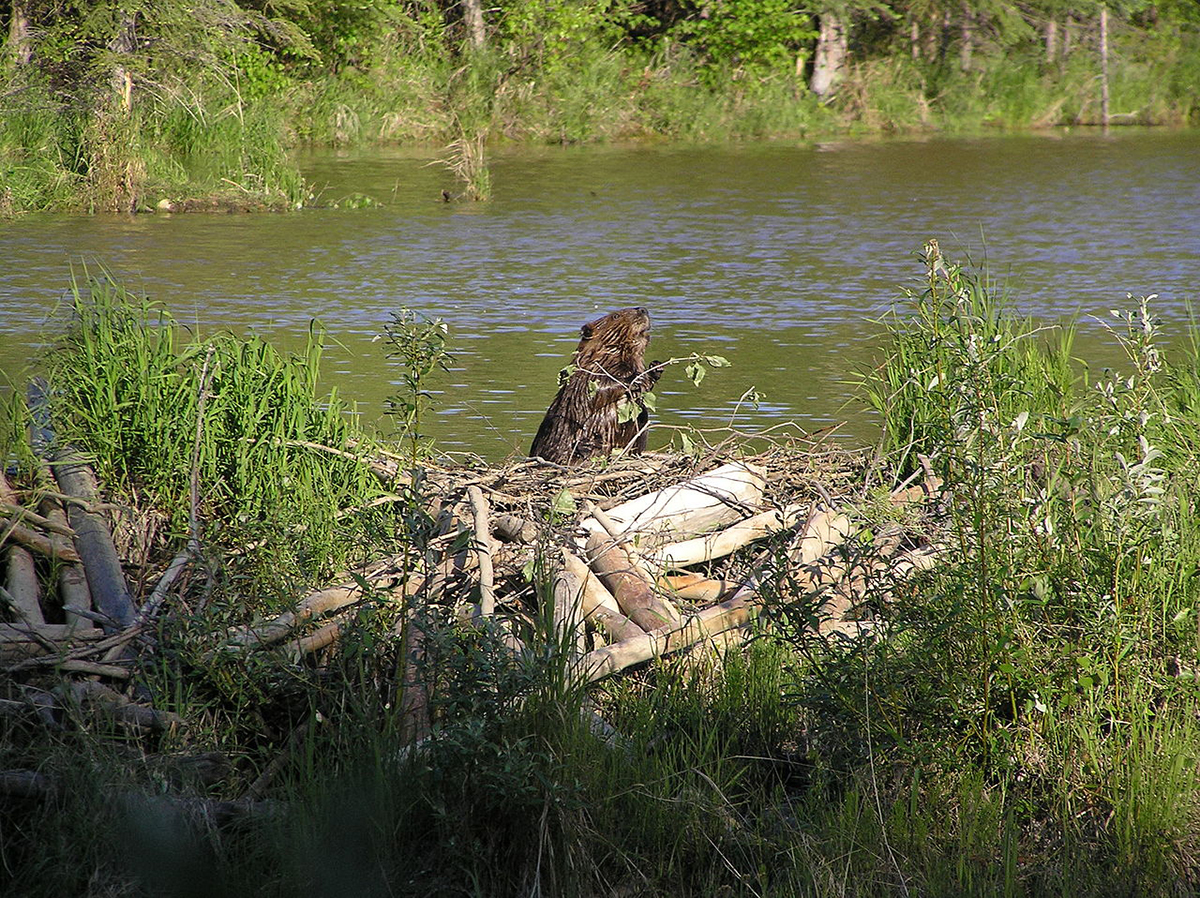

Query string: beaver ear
[580,322,595,339]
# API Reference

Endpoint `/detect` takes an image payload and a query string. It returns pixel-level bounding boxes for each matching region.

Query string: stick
[467,486,496,616]
[2,520,81,564]
[0,502,75,537]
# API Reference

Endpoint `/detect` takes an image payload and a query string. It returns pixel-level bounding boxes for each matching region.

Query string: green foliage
[383,308,453,462]
[669,0,816,83]
[44,272,393,603]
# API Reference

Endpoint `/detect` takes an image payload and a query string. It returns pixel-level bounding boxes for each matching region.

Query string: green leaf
[552,489,577,515]
[685,362,705,387]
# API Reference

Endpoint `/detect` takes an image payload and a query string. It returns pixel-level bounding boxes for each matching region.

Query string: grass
[5,254,1200,895]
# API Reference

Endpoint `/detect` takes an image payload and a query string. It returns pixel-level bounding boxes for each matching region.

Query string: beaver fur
[530,307,660,465]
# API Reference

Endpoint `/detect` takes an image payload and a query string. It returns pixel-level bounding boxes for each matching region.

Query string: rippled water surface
[2,130,1198,458]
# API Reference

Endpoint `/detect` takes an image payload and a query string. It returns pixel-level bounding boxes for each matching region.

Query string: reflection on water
[1,130,1198,459]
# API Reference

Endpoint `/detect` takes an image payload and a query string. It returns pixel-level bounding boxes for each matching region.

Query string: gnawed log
[66,681,185,733]
[582,587,759,682]
[0,624,104,664]
[552,567,586,655]
[226,556,406,648]
[593,461,766,548]
[651,503,806,569]
[3,549,43,626]
[52,453,136,632]
[39,495,92,632]
[562,551,644,642]
[493,513,538,544]
[467,486,497,616]
[657,572,738,603]
[0,471,44,626]
[584,529,681,631]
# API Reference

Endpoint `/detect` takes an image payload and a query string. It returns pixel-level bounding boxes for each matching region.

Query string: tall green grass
[45,272,392,605]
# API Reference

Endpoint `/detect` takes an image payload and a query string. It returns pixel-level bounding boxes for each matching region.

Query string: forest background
[2,0,1199,213]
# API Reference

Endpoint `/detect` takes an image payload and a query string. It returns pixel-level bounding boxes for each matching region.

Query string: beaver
[529,307,660,465]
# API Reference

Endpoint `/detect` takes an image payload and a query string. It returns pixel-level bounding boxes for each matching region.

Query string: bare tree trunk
[7,0,32,65]
[1063,15,1075,59]
[108,13,136,111]
[958,3,974,71]
[1045,18,1058,65]
[462,0,485,52]
[1099,5,1110,129]
[809,11,847,98]
[910,18,920,61]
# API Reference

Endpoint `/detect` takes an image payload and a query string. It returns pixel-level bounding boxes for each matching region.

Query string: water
[2,129,1198,460]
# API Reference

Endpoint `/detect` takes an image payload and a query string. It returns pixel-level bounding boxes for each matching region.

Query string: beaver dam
[0,417,944,799]
[7,257,1200,895]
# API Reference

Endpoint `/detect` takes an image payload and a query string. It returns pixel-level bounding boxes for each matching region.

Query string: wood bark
[462,0,486,51]
[52,454,136,633]
[810,11,847,98]
[7,0,33,65]
[585,530,681,631]
[1045,18,1058,65]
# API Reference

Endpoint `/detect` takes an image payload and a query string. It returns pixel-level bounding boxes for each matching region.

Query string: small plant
[382,308,453,463]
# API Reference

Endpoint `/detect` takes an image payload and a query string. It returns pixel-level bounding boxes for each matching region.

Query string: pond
[2,128,1198,460]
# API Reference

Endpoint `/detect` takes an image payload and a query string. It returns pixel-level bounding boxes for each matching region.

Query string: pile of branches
[0,433,944,816]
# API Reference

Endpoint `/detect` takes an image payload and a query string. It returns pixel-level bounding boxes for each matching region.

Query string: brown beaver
[529,307,660,465]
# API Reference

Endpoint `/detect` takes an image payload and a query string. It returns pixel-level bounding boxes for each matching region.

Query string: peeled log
[52,454,136,632]
[652,503,806,569]
[39,496,92,632]
[593,461,765,548]
[585,530,681,631]
[658,572,738,603]
[0,624,104,663]
[581,587,759,682]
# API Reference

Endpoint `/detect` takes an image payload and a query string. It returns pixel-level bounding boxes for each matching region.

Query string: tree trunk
[958,3,974,72]
[910,18,920,61]
[1045,18,1058,65]
[809,11,847,98]
[7,0,32,65]
[462,0,486,52]
[1063,15,1075,59]
[1099,5,1110,129]
[108,13,136,111]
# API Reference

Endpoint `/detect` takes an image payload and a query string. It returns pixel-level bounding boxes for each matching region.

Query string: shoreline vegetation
[2,1,1199,213]
[4,246,1200,894]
